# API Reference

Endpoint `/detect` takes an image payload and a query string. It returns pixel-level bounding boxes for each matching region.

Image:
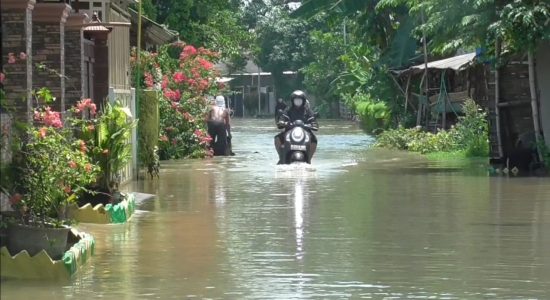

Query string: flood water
[2,119,550,299]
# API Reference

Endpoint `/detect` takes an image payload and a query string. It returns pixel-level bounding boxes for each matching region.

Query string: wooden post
[528,49,544,162]
[421,10,430,127]
[442,71,446,130]
[404,73,411,113]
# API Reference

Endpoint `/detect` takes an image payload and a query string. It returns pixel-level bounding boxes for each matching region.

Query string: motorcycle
[277,114,317,164]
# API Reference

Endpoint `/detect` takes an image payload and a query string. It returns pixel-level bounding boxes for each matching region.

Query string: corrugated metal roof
[410,52,477,71]
[393,52,478,76]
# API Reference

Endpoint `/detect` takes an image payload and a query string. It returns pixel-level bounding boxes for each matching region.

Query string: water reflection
[1,119,550,299]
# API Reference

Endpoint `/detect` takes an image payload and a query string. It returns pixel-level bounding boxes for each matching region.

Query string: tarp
[216,77,234,83]
[393,52,477,76]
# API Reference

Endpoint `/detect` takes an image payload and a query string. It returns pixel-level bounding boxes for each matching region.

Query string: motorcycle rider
[274,90,318,164]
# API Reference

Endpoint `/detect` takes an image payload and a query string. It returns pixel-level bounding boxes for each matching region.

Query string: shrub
[375,99,488,157]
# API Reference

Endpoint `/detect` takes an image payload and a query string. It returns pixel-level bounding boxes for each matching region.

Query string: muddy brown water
[2,119,549,299]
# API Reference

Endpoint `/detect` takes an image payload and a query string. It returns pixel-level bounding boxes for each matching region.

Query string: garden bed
[66,193,136,224]
[0,228,95,280]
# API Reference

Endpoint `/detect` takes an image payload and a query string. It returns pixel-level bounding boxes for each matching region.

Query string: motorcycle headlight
[291,127,305,142]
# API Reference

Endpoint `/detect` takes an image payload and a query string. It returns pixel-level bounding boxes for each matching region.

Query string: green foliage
[199,10,253,71]
[132,43,223,160]
[375,99,489,157]
[344,93,391,133]
[301,30,347,108]
[150,0,250,67]
[19,126,98,225]
[454,98,489,157]
[490,1,550,51]
[138,90,160,178]
[71,101,136,193]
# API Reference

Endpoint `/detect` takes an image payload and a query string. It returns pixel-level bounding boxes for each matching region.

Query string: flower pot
[7,223,70,260]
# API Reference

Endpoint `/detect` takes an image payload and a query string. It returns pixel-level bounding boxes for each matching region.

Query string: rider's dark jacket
[276,103,318,142]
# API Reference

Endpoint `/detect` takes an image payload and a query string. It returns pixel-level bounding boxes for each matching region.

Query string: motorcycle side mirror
[314,111,320,118]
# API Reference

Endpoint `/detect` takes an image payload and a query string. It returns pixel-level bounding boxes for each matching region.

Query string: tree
[148,0,250,67]
[255,7,312,97]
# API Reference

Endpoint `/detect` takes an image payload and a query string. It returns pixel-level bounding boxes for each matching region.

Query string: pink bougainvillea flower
[76,98,97,116]
[19,52,27,60]
[173,71,186,84]
[42,107,63,128]
[0,72,5,84]
[68,161,77,169]
[7,53,16,64]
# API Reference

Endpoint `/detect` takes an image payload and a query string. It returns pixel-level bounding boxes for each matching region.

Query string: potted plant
[6,91,98,260]
[71,100,136,207]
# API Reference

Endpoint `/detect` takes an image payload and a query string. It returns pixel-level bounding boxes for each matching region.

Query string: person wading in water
[206,96,234,156]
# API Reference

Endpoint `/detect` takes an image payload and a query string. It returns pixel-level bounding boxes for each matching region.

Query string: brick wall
[1,9,33,122]
[32,22,64,112]
[65,28,83,107]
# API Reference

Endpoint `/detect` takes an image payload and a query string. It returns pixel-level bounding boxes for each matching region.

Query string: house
[489,43,549,171]
[392,49,548,171]
[215,59,298,117]
[1,0,175,181]
[392,52,489,130]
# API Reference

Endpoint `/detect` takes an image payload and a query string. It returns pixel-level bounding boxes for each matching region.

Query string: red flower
[87,124,95,131]
[85,163,92,173]
[0,72,5,84]
[68,161,77,169]
[173,72,186,84]
[161,75,169,90]
[144,72,154,88]
[180,45,197,60]
[197,58,213,71]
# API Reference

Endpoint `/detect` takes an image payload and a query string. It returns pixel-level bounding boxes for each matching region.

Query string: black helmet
[290,90,306,101]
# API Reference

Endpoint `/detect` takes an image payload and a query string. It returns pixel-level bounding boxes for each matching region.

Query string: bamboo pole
[528,49,544,162]
[494,39,503,158]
